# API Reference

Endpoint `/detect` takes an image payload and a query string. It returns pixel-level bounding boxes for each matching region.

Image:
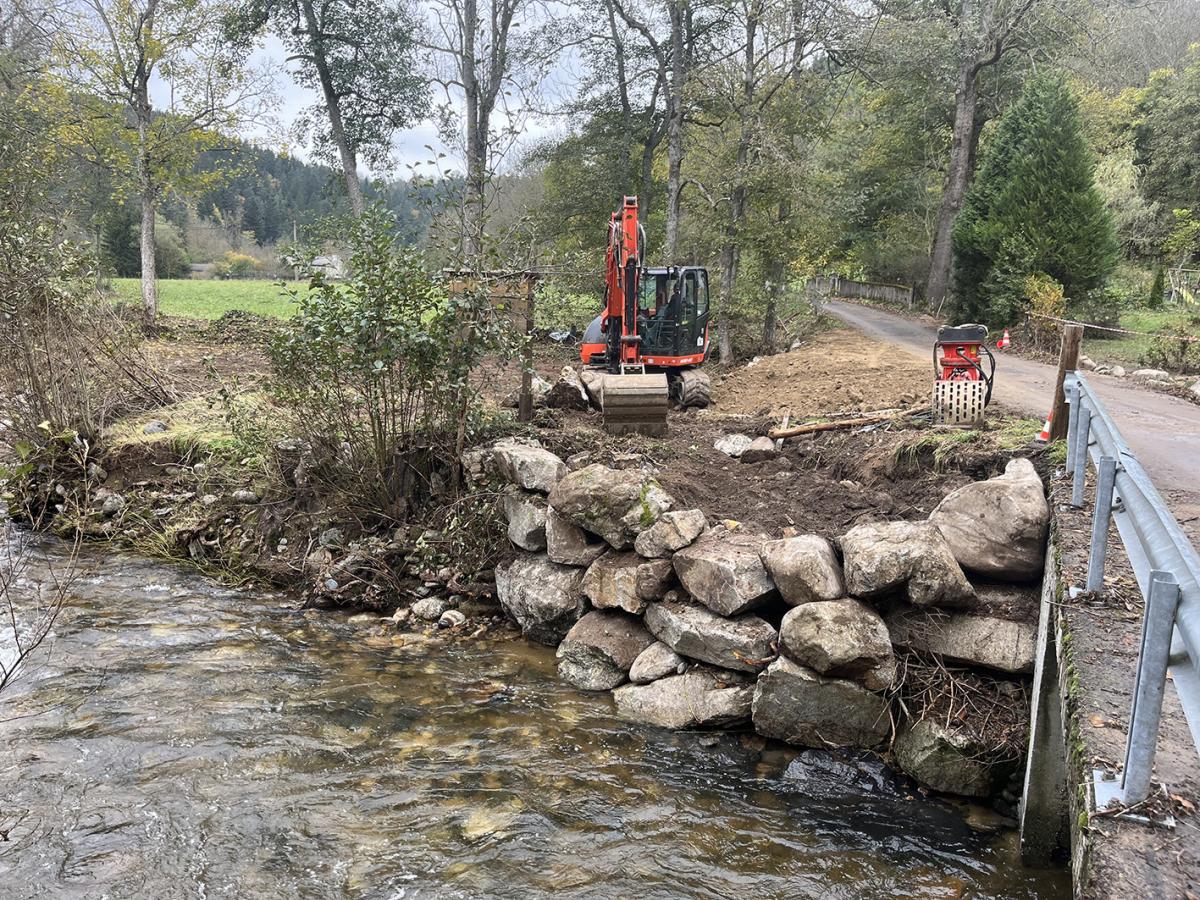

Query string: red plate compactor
[933,324,996,425]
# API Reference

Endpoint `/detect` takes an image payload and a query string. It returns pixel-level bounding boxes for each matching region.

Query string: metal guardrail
[1065,373,1200,810]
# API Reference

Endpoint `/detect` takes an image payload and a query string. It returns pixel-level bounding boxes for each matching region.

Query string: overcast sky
[227,34,578,182]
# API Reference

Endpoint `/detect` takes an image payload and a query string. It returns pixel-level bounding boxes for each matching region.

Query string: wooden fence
[806,275,915,308]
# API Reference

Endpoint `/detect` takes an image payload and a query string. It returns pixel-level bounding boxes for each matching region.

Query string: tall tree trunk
[135,84,157,323]
[605,0,633,179]
[763,257,784,354]
[299,0,364,216]
[460,0,486,263]
[664,0,686,261]
[926,46,979,311]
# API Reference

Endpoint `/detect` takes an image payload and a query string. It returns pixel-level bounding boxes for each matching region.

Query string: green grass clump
[1084,306,1197,368]
[109,278,305,320]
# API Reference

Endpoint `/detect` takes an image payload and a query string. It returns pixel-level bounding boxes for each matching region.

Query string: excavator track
[598,373,669,436]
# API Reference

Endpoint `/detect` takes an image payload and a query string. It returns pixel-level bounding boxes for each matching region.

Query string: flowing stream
[0,534,1069,899]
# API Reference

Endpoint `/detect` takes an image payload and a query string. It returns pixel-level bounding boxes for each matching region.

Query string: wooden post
[1048,324,1083,441]
[518,278,535,423]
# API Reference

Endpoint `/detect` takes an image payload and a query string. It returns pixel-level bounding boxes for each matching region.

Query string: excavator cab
[637,267,710,361]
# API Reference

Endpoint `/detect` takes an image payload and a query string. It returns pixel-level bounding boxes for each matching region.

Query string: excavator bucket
[599,373,669,436]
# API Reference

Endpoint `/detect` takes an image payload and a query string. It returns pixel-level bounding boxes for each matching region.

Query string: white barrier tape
[1028,312,1200,343]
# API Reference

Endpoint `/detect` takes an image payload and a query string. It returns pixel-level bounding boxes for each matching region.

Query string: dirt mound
[711,328,930,419]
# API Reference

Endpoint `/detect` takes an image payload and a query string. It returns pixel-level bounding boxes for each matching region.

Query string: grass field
[1084,306,1200,369]
[109,278,304,320]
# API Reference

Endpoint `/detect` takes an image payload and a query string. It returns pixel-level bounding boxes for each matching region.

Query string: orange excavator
[579,196,712,434]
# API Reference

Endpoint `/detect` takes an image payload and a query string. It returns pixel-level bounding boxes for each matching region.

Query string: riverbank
[2,316,1057,828]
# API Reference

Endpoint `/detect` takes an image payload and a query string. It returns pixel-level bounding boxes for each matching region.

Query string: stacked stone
[487,438,1050,801]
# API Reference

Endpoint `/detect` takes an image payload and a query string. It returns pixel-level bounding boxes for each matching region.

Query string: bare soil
[710,328,932,419]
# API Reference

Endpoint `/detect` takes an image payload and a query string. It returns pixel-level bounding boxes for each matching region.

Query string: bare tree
[52,0,272,322]
[227,0,428,217]
[423,0,558,264]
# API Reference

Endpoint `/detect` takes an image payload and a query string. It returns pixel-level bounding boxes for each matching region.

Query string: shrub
[214,250,261,279]
[1142,315,1200,374]
[266,207,506,523]
[534,283,599,336]
[1024,273,1065,350]
[1149,264,1166,309]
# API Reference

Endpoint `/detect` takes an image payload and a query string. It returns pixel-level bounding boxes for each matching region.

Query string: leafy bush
[1149,264,1166,309]
[534,282,599,335]
[1142,315,1200,374]
[214,250,261,279]
[267,207,506,523]
[1024,273,1065,350]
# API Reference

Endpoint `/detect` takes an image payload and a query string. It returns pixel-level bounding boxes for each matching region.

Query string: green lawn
[1084,306,1199,369]
[109,278,305,320]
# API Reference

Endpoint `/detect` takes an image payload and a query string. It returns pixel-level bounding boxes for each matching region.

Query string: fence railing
[806,275,915,309]
[1066,372,1200,808]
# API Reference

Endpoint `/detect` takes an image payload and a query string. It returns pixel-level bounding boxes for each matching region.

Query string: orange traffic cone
[996,328,1011,350]
[1036,411,1052,442]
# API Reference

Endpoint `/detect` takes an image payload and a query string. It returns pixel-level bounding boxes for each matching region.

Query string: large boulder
[613,667,754,729]
[893,719,1011,798]
[556,610,655,691]
[493,441,568,493]
[779,599,895,691]
[495,554,587,645]
[501,492,547,552]
[628,641,686,684]
[581,551,675,615]
[634,509,709,558]
[548,464,674,549]
[543,366,591,410]
[672,527,777,616]
[929,458,1049,581]
[760,535,844,605]
[840,521,975,608]
[751,656,890,749]
[886,606,1036,675]
[545,508,606,567]
[644,598,776,673]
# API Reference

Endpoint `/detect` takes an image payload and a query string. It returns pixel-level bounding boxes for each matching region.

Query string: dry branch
[769,403,930,440]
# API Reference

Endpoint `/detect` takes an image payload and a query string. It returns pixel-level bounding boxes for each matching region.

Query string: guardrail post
[1065,379,1080,477]
[1119,570,1181,805]
[1086,456,1118,592]
[1071,405,1092,508]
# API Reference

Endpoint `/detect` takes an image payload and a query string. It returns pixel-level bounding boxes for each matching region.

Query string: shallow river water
[0,536,1069,899]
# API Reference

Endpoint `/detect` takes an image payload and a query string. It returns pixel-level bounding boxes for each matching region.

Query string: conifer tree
[952,74,1118,326]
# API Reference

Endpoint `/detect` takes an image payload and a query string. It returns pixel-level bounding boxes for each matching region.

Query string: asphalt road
[824,300,1200,539]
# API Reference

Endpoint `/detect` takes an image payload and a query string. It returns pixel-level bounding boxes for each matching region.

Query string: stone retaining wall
[472,435,1052,801]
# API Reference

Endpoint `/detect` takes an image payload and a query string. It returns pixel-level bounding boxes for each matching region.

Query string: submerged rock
[672,527,777,616]
[644,598,776,673]
[548,464,674,549]
[634,509,708,558]
[779,599,895,691]
[556,610,655,691]
[613,667,754,729]
[628,641,686,684]
[545,509,606,567]
[495,554,587,645]
[751,656,890,749]
[893,719,1011,798]
[840,521,975,608]
[929,458,1049,581]
[760,535,844,605]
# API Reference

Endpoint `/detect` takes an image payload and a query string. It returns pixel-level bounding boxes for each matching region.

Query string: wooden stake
[1047,324,1082,441]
